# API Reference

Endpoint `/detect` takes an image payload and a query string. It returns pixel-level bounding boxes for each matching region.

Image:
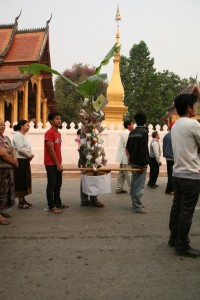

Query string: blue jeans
[131,170,147,212]
[45,165,62,210]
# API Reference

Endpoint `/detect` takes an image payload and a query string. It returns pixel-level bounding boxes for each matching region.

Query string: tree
[120,41,162,124]
[156,71,187,116]
[54,63,107,126]
[120,41,193,125]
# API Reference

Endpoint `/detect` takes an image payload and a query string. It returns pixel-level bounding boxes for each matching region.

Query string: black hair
[47,112,61,122]
[152,131,158,138]
[174,94,197,116]
[134,111,147,126]
[123,120,132,129]
[13,119,28,131]
[77,129,81,135]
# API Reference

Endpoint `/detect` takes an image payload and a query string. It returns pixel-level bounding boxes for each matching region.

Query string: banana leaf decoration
[19,43,120,99]
[94,43,120,75]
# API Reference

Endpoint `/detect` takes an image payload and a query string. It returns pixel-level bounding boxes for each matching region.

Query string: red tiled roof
[0,65,28,80]
[0,81,25,91]
[0,19,54,105]
[159,83,200,122]
[0,28,14,57]
[5,31,46,63]
[180,83,200,99]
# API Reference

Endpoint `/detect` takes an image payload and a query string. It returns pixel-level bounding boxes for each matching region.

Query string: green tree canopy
[120,41,194,125]
[54,63,107,126]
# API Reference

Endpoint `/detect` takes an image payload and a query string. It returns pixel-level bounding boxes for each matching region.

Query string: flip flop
[18,203,31,209]
[58,204,69,209]
[23,199,33,207]
[90,201,104,208]
[0,219,11,225]
[49,208,63,214]
[1,212,11,218]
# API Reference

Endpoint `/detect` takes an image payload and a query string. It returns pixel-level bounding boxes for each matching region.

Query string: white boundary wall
[4,121,169,167]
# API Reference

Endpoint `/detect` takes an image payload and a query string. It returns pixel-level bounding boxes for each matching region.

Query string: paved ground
[0,177,200,300]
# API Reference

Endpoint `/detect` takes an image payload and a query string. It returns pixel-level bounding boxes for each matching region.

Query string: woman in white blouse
[13,120,34,209]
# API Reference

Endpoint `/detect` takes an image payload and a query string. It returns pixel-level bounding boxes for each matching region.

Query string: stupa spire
[115,5,121,46]
[104,6,127,129]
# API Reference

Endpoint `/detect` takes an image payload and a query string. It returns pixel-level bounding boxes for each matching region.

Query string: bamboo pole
[63,167,144,172]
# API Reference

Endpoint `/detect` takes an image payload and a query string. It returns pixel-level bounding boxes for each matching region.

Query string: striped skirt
[0,168,15,211]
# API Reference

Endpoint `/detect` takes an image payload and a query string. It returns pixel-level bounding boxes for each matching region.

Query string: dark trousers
[169,177,200,251]
[45,165,62,210]
[78,149,81,168]
[80,181,97,204]
[148,157,159,186]
[165,160,174,193]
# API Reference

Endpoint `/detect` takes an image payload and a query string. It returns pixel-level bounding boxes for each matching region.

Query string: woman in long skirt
[13,120,34,209]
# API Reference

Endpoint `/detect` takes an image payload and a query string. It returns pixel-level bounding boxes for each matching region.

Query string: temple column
[0,99,5,121]
[23,81,28,120]
[36,76,42,127]
[42,98,47,128]
[11,91,18,125]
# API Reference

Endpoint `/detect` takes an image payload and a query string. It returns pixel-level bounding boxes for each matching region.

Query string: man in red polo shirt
[44,112,69,214]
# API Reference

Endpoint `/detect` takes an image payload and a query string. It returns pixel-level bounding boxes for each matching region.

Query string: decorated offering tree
[19,43,119,172]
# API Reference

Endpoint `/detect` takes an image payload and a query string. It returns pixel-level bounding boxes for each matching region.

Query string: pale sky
[1,0,200,83]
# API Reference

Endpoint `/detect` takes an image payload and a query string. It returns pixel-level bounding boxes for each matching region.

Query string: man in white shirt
[115,120,133,194]
[147,131,162,188]
[168,93,200,258]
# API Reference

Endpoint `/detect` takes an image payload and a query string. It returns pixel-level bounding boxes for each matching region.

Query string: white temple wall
[4,121,169,168]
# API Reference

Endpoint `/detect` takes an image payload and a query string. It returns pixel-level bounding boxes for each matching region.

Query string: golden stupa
[104,6,127,128]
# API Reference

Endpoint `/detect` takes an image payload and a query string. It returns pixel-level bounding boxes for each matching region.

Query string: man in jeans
[163,122,175,195]
[44,112,69,214]
[126,112,149,214]
[168,94,200,257]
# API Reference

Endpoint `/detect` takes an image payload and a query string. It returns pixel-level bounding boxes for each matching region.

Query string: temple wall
[4,121,169,173]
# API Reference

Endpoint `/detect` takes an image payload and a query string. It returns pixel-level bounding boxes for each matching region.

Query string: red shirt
[44,128,62,165]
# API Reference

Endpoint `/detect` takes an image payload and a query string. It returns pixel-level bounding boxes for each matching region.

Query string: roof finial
[115,5,121,23]
[15,10,22,24]
[46,14,52,27]
[115,6,121,46]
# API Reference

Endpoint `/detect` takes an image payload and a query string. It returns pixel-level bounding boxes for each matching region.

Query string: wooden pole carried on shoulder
[63,167,144,172]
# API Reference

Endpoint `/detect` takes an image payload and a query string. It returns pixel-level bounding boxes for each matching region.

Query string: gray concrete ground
[0,177,200,300]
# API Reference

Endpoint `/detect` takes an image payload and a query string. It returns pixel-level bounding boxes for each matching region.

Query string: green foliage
[54,63,107,124]
[19,63,78,87]
[120,41,195,125]
[19,43,119,125]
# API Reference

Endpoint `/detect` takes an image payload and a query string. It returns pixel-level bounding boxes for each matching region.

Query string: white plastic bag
[81,172,111,196]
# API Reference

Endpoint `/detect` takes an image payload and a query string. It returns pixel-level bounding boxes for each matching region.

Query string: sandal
[58,204,69,209]
[49,207,63,214]
[18,202,31,209]
[1,212,11,218]
[0,218,11,225]
[90,201,104,208]
[23,199,32,207]
[80,202,90,206]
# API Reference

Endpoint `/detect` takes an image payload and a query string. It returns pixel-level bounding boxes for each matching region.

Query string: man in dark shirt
[126,112,149,214]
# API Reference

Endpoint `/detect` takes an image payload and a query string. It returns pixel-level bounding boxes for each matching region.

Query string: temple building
[0,12,54,127]
[159,83,200,126]
[104,6,127,128]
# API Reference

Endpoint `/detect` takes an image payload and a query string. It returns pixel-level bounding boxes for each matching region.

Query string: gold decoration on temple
[104,6,127,129]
